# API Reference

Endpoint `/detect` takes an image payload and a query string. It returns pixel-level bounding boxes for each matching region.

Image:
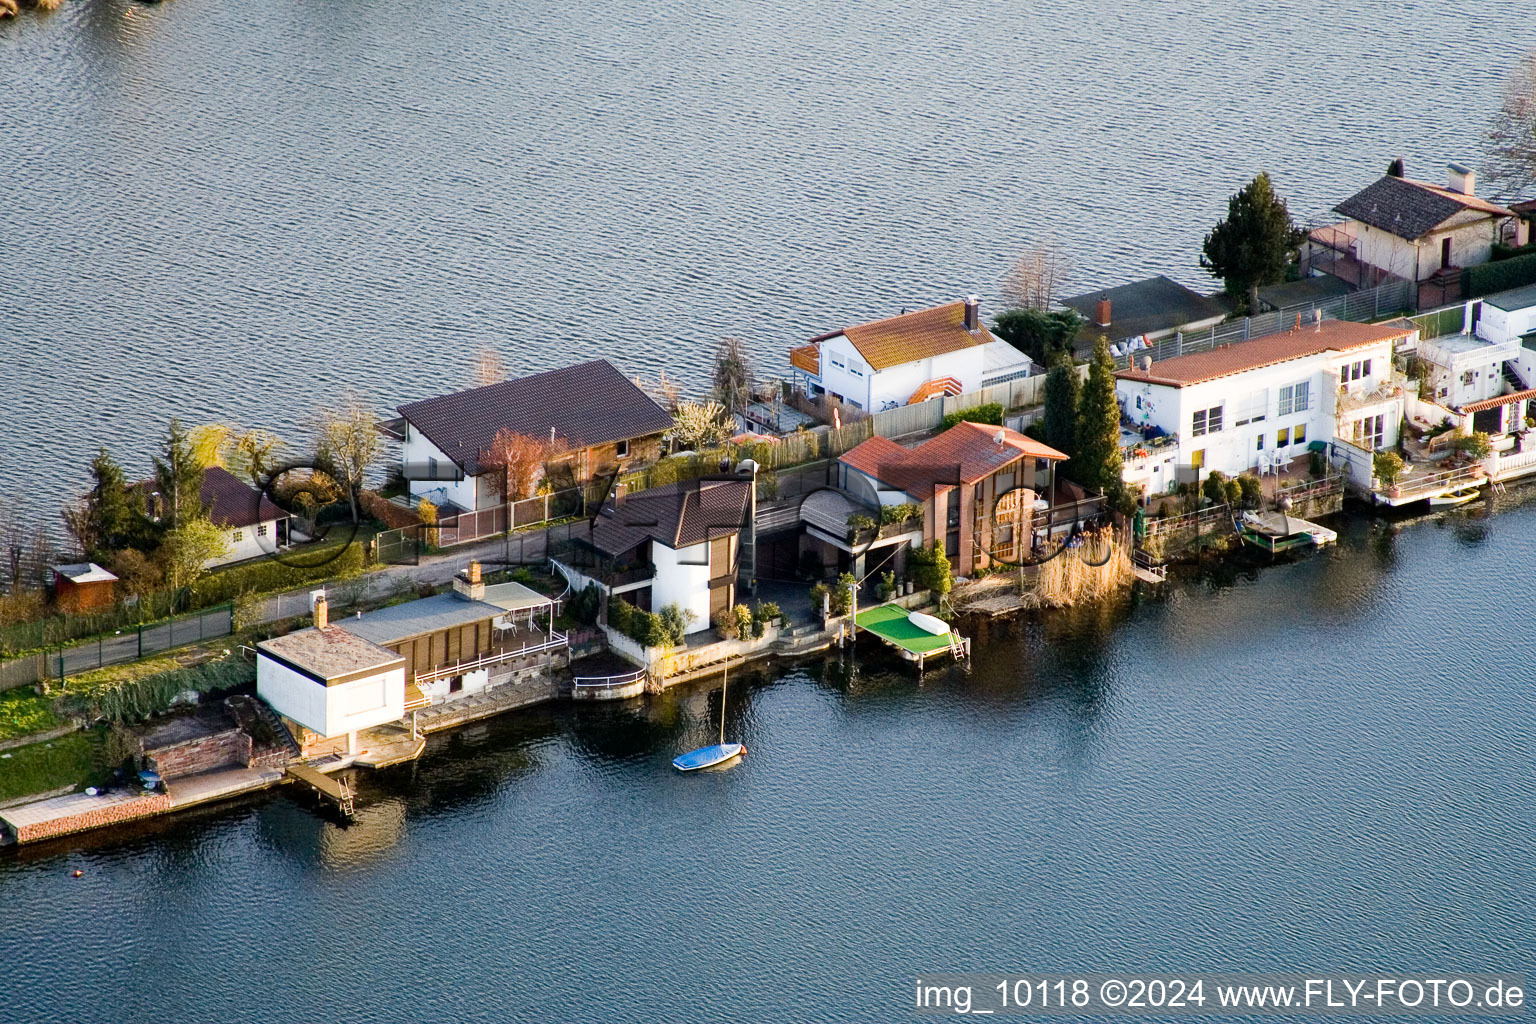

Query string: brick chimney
[1095,294,1112,328]
[313,595,328,630]
[453,561,486,602]
[1447,162,1476,196]
[963,295,979,331]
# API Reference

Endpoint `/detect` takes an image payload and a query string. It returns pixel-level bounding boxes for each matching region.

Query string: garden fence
[0,603,235,690]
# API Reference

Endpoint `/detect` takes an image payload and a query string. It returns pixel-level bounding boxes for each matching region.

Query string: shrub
[753,602,782,629]
[1373,451,1405,486]
[63,654,254,725]
[567,583,601,626]
[907,542,952,597]
[940,402,1004,431]
[1452,431,1492,460]
[658,604,693,645]
[189,542,366,606]
[807,582,829,614]
[1201,470,1231,506]
[879,502,922,525]
[845,512,877,542]
[1463,252,1536,298]
[715,604,752,642]
[1236,473,1263,509]
[830,572,858,616]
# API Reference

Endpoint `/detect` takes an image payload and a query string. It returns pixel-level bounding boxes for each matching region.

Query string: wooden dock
[286,763,354,817]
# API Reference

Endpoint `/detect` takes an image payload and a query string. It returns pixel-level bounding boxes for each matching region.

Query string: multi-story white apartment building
[1115,319,1417,491]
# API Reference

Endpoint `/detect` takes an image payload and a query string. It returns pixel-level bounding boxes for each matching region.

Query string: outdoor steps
[1503,360,1530,391]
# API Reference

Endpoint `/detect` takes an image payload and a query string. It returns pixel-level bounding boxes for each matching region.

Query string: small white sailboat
[1429,485,1482,507]
[673,664,745,772]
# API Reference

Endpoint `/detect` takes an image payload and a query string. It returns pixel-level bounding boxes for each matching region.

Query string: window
[1352,414,1385,450]
[1190,449,1205,469]
[1461,370,1476,387]
[615,439,629,458]
[1277,427,1290,448]
[1294,423,1307,445]
[257,524,268,537]
[1256,434,1265,451]
[1343,359,1373,383]
[1191,405,1223,437]
[1278,381,1311,416]
[1234,389,1267,426]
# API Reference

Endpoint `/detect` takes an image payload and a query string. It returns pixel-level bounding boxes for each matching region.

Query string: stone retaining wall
[8,792,172,844]
[145,729,252,779]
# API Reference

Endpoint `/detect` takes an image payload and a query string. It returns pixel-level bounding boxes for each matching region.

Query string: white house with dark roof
[1115,319,1417,488]
[1314,163,1524,302]
[551,472,753,626]
[170,467,290,568]
[394,359,674,511]
[1058,276,1227,355]
[789,297,1034,413]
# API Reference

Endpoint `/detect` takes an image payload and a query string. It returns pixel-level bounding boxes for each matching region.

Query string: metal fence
[377,488,588,561]
[0,603,235,690]
[1112,277,1416,371]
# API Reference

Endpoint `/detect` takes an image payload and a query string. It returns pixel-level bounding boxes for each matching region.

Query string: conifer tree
[1200,171,1304,313]
[1073,336,1123,494]
[1041,353,1080,461]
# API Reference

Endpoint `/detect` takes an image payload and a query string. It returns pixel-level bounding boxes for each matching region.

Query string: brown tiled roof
[1335,176,1515,241]
[399,359,674,476]
[1115,320,1413,388]
[819,301,995,371]
[200,466,286,528]
[789,343,820,375]
[840,422,1066,501]
[586,476,752,557]
[1460,387,1536,414]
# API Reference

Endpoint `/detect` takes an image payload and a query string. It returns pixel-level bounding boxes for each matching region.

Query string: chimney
[1448,162,1476,196]
[1095,294,1112,328]
[313,595,328,630]
[963,295,979,331]
[613,480,627,507]
[453,561,486,602]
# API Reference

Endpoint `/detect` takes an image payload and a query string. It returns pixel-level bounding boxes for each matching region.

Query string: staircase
[1503,360,1530,392]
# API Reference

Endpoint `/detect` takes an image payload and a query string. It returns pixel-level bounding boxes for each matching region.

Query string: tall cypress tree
[151,418,206,530]
[1041,353,1080,462]
[1074,336,1124,495]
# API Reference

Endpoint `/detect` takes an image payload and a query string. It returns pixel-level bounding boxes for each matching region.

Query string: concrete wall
[256,656,405,739]
[651,540,713,626]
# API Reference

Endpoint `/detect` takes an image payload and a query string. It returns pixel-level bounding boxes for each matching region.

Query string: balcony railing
[415,631,569,686]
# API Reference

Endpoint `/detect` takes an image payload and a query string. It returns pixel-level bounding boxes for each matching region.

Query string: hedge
[1464,252,1536,298]
[62,654,255,724]
[190,542,366,605]
[941,402,1003,431]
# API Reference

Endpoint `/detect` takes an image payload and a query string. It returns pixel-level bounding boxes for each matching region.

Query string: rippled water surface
[2,0,1535,526]
[2,495,1534,1022]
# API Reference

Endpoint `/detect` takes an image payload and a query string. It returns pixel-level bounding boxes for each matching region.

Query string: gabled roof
[1115,320,1413,388]
[586,476,752,557]
[814,301,995,372]
[398,359,674,476]
[840,422,1067,501]
[1335,176,1515,241]
[200,466,286,528]
[53,562,118,584]
[1059,276,1227,340]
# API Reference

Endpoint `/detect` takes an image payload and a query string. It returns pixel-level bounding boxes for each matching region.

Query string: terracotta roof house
[1059,276,1227,354]
[789,297,1036,414]
[837,422,1068,575]
[1308,162,1526,306]
[550,472,754,628]
[1114,319,1417,495]
[396,359,674,512]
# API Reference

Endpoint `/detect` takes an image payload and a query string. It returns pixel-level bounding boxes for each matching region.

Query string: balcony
[1336,379,1405,416]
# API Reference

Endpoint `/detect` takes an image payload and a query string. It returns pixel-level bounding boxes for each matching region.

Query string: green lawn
[0,687,67,743]
[0,728,107,804]
[855,604,955,655]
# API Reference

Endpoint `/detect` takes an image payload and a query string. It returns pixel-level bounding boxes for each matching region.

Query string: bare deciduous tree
[1485,50,1536,199]
[1000,238,1073,311]
[632,371,682,412]
[316,396,382,522]
[671,401,732,451]
[712,337,754,418]
[472,347,509,388]
[479,429,569,503]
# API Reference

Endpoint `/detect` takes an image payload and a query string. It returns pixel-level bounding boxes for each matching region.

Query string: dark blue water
[2,0,1534,530]
[3,495,1533,1022]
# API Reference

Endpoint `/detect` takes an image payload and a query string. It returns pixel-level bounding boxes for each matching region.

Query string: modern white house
[256,596,408,756]
[551,473,753,627]
[1476,282,1536,353]
[1413,332,1522,408]
[789,297,1034,413]
[1115,319,1417,489]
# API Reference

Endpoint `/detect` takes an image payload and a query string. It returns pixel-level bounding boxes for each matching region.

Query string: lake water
[2,492,1533,1022]
[2,0,1535,530]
